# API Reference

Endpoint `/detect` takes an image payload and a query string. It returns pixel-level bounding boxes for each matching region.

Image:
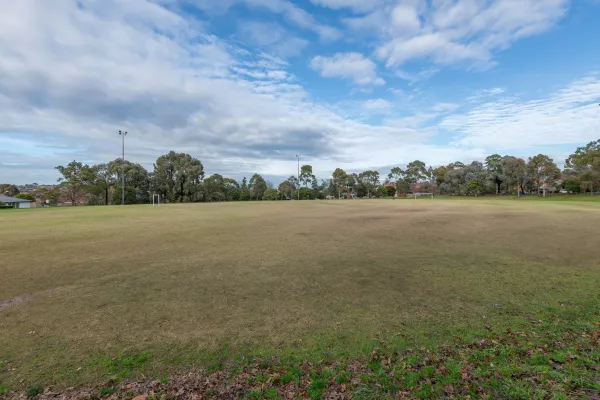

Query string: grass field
[1,199,600,398]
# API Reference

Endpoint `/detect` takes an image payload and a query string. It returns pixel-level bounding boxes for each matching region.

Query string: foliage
[249,174,267,200]
[331,168,347,199]
[278,176,297,200]
[528,154,561,196]
[358,170,380,197]
[563,178,581,193]
[152,151,204,203]
[14,193,35,201]
[404,160,428,184]
[55,161,97,206]
[26,385,43,398]
[297,187,313,200]
[376,186,389,198]
[466,178,486,196]
[204,174,240,202]
[300,165,316,188]
[0,184,20,196]
[239,177,250,201]
[485,154,504,194]
[262,188,279,201]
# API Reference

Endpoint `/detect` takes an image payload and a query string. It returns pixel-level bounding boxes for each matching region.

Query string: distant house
[0,195,33,209]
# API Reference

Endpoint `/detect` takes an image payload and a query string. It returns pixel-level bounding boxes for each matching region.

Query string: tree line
[2,140,599,205]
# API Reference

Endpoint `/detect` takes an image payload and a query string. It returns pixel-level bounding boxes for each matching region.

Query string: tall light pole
[296,154,301,200]
[118,130,127,205]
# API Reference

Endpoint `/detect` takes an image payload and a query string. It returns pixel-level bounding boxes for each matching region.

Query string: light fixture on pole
[118,130,127,206]
[296,154,301,200]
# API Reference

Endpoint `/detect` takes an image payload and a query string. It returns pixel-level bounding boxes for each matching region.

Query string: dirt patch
[0,289,56,312]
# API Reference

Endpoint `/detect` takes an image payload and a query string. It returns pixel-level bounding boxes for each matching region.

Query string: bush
[262,188,279,201]
[14,193,35,201]
[297,187,313,200]
[376,186,389,198]
[563,179,581,194]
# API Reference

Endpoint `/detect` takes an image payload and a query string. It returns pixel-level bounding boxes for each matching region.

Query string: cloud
[441,76,600,149]
[1,0,473,183]
[362,99,393,112]
[310,53,385,86]
[346,0,570,68]
[237,21,309,58]
[243,0,341,40]
[309,0,384,13]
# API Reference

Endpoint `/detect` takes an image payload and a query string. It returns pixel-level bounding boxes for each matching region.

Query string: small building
[0,195,33,209]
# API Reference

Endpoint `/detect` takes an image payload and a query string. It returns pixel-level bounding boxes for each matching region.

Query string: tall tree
[300,165,315,188]
[485,154,504,195]
[358,170,380,198]
[331,168,347,199]
[249,173,267,200]
[55,161,97,205]
[528,154,560,197]
[502,156,527,196]
[404,160,428,185]
[108,159,150,204]
[152,151,204,203]
[239,177,250,201]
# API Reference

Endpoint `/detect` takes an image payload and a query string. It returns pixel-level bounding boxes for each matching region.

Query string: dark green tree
[152,151,204,202]
[249,174,267,200]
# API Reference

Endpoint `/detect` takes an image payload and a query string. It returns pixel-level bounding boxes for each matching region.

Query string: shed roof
[0,195,32,203]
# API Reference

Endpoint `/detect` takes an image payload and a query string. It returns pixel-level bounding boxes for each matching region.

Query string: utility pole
[118,130,127,205]
[296,154,301,200]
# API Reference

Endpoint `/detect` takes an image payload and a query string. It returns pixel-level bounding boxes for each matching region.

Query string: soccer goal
[413,192,434,199]
[152,193,161,207]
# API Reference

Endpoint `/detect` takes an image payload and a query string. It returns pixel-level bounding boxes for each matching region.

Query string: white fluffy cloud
[310,53,385,86]
[441,76,600,149]
[346,0,570,67]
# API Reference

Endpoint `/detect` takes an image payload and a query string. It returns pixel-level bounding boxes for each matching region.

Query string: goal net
[152,193,161,207]
[413,192,434,199]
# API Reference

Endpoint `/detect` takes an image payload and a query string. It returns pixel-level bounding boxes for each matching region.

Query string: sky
[1,0,600,185]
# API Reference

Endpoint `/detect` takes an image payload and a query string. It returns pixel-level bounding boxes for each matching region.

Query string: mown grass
[1,199,600,397]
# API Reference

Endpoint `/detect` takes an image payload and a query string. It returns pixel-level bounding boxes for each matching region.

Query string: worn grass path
[1,199,600,397]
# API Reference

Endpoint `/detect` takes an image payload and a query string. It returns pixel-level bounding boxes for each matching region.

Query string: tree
[240,177,250,201]
[249,174,267,200]
[528,154,560,197]
[502,156,527,195]
[466,179,486,196]
[0,184,20,196]
[563,178,581,194]
[14,193,35,201]
[485,154,504,195]
[358,170,380,198]
[33,186,60,206]
[579,169,600,195]
[278,176,297,200]
[92,163,115,205]
[55,161,97,205]
[300,165,315,188]
[388,167,405,182]
[152,151,204,203]
[297,187,313,200]
[404,161,428,185]
[331,168,347,199]
[262,188,279,201]
[223,178,240,201]
[376,186,389,198]
[204,174,226,202]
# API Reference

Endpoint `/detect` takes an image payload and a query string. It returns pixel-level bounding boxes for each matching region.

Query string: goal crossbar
[413,192,434,199]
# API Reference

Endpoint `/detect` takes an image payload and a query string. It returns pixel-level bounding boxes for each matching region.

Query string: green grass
[1,199,600,398]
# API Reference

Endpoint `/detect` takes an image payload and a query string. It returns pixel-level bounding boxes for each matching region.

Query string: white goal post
[413,192,434,199]
[152,193,161,207]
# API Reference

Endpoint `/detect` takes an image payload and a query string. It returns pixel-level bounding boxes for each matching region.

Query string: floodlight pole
[118,130,127,205]
[296,154,301,200]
